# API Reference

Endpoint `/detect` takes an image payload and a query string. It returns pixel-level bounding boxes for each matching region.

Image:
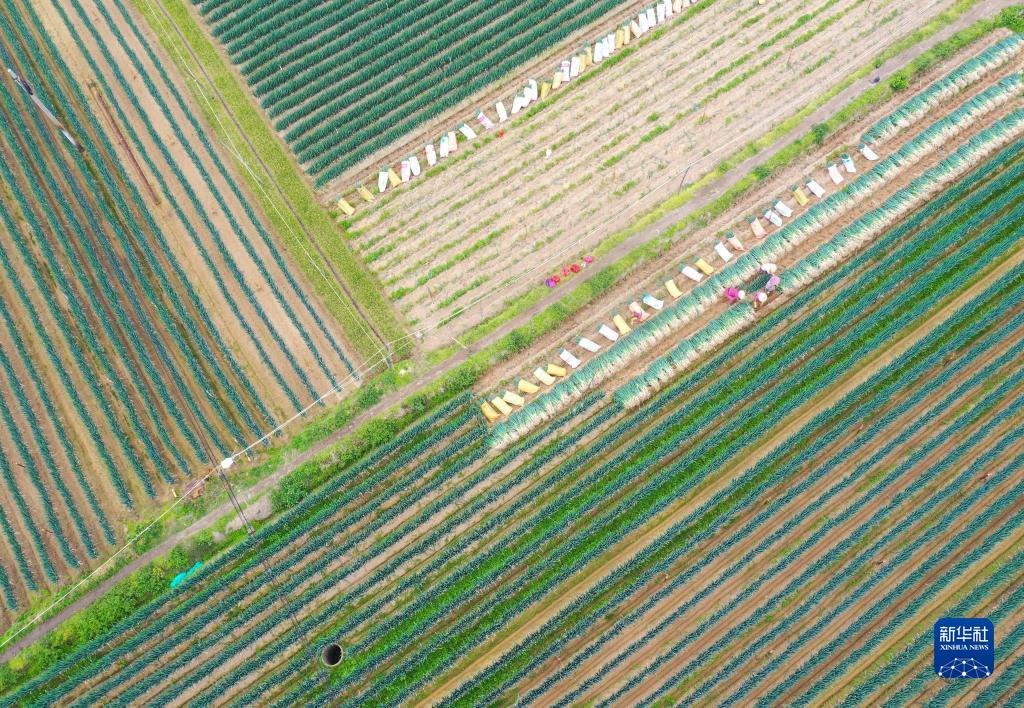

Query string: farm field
[2,0,1024,702]
[7,39,1024,700]
[347,0,964,346]
[191,0,644,186]
[469,24,1023,404]
[0,0,376,612]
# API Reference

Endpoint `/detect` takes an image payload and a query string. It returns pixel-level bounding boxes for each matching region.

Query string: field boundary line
[130,0,400,364]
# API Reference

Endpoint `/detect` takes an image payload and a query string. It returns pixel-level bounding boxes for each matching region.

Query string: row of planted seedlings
[737,346,1024,704]
[19,0,309,411]
[105,0,360,372]
[858,545,1024,706]
[103,0,359,376]
[4,6,268,456]
[774,473,1024,705]
[709,412,1024,708]
[4,2,277,443]
[394,0,980,298]
[37,103,1024,704]
[2,80,236,467]
[405,142,1024,704]
[145,391,627,706]
[379,0,846,304]
[8,393,474,704]
[194,391,621,706]
[513,294,1024,708]
[226,327,856,706]
[99,391,614,704]
[616,290,1024,705]
[353,0,868,251]
[492,71,1024,447]
[0,75,197,483]
[854,551,1024,705]
[0,103,132,552]
[59,0,339,402]
[0,98,141,573]
[0,277,121,596]
[0,204,129,581]
[282,149,1024,704]
[647,372,1024,707]
[602,303,1024,706]
[100,0,358,380]
[622,191,1024,704]
[415,131,1024,704]
[452,153,1024,704]
[451,147,1024,702]
[353,0,865,230]
[350,0,736,234]
[229,391,619,705]
[186,76,1024,708]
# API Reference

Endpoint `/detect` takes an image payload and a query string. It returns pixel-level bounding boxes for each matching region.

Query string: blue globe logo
[937,658,990,678]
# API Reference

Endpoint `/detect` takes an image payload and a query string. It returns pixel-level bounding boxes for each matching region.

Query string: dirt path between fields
[0,0,1005,666]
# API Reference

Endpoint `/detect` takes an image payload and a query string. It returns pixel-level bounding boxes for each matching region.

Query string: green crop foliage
[7,2,1024,704]
[190,0,717,183]
[12,127,1024,704]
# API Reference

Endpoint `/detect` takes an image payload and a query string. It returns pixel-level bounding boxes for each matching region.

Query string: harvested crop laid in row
[13,108,1024,705]
[194,0,643,184]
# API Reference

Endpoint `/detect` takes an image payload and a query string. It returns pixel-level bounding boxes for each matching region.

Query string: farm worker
[724,286,740,303]
[584,255,594,264]
[570,263,581,273]
[546,278,556,288]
